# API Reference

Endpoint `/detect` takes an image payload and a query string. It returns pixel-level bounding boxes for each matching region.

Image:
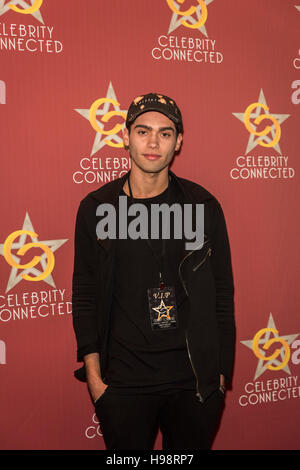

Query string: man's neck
[124,167,169,199]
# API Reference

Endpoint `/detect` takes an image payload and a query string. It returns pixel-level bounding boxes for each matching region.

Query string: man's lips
[143,154,161,160]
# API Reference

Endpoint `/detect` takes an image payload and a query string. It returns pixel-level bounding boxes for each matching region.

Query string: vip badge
[148,286,178,331]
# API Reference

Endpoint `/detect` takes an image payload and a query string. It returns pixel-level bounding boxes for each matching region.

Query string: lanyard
[126,172,170,290]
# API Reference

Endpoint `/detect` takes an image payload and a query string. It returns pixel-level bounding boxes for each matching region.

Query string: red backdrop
[0,0,299,450]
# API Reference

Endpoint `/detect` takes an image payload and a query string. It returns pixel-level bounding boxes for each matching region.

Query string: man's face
[123,111,183,174]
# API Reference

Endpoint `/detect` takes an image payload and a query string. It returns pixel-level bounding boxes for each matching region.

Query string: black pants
[94,388,225,450]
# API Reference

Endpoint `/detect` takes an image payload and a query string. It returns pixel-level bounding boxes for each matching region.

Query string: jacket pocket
[94,387,109,407]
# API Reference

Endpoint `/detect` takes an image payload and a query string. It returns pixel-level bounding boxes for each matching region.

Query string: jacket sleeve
[210,201,235,385]
[72,199,99,362]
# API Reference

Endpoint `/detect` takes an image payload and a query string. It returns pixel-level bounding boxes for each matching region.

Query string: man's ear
[123,127,130,150]
[175,133,183,152]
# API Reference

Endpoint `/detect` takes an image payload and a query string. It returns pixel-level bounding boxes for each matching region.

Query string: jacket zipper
[179,245,212,404]
[178,249,194,296]
[178,243,211,297]
[192,247,212,272]
[185,333,203,403]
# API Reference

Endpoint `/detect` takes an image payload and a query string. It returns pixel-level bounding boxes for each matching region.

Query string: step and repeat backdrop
[0,0,299,451]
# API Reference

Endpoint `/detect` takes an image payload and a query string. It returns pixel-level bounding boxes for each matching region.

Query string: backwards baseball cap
[126,93,183,134]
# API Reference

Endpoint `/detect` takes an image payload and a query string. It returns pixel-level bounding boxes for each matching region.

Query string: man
[72,93,235,450]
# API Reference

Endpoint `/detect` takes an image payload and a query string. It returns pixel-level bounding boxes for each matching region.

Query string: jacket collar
[90,169,192,205]
[91,171,130,205]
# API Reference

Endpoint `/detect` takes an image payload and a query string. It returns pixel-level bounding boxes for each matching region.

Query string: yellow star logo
[152,299,174,321]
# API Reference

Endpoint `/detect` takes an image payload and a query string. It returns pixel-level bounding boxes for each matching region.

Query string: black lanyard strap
[126,172,170,289]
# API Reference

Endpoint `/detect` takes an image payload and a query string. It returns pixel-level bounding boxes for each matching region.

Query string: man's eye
[161,132,171,138]
[138,130,147,135]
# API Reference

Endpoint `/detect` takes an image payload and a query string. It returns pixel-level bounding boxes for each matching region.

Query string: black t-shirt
[105,177,196,394]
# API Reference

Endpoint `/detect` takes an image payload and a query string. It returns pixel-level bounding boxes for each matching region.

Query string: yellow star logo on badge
[152,299,173,321]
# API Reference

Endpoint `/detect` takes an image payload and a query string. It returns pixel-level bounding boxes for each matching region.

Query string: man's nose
[148,131,159,148]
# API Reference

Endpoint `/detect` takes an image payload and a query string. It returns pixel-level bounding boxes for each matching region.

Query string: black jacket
[72,171,235,402]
